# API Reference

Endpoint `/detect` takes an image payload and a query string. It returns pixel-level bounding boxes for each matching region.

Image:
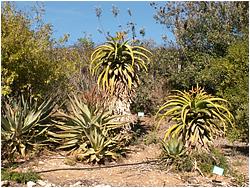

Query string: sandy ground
[9,117,249,187]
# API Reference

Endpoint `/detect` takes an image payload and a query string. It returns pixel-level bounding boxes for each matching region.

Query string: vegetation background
[1,1,248,182]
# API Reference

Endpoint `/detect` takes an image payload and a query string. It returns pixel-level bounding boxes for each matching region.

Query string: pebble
[94,184,111,187]
[71,181,82,187]
[1,180,9,187]
[36,180,47,187]
[27,181,36,187]
[38,161,45,165]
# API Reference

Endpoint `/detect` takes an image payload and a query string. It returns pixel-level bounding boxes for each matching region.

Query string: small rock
[38,161,45,165]
[47,183,57,187]
[72,181,82,187]
[187,177,199,184]
[37,180,47,187]
[1,180,9,187]
[27,181,36,187]
[94,184,111,188]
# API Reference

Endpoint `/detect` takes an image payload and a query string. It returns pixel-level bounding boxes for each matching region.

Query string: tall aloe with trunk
[90,33,152,115]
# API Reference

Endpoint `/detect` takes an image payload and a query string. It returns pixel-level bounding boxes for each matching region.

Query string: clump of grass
[64,157,77,166]
[1,168,40,183]
[143,130,159,145]
[159,145,230,175]
[230,170,248,186]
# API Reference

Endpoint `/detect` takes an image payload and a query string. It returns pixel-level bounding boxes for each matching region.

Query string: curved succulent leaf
[156,85,235,152]
[90,37,151,93]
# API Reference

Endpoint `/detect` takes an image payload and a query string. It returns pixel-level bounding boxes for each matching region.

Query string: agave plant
[90,33,152,94]
[1,95,55,161]
[74,126,125,163]
[156,85,234,151]
[48,94,127,164]
[161,138,186,160]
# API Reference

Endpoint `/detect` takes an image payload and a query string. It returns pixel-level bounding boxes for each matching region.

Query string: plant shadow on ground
[129,117,152,145]
[221,144,249,156]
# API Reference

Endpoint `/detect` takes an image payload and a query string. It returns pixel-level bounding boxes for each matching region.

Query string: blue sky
[14,1,174,46]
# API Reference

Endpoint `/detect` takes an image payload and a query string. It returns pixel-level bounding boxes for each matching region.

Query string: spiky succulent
[48,94,127,164]
[161,138,186,159]
[156,85,234,151]
[1,95,55,160]
[90,35,152,94]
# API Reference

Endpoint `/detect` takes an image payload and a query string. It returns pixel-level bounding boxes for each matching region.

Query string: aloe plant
[156,85,234,151]
[1,95,55,161]
[161,138,186,159]
[48,94,127,164]
[90,33,152,94]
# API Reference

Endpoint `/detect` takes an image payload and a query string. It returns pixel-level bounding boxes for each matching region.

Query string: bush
[191,147,229,175]
[1,2,77,99]
[200,39,249,141]
[143,130,159,145]
[160,145,230,174]
[130,85,157,115]
[1,169,40,184]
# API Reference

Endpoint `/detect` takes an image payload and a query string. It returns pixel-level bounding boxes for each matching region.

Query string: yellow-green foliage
[1,2,76,98]
[156,85,234,151]
[90,33,152,94]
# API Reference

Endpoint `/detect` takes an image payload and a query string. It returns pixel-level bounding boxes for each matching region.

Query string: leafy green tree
[151,1,249,141]
[1,2,76,99]
[200,39,249,141]
[151,1,248,91]
[151,1,248,56]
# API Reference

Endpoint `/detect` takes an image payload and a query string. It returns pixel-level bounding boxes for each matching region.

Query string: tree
[95,4,147,44]
[90,33,152,115]
[200,39,249,141]
[151,1,249,141]
[151,1,248,56]
[67,35,96,92]
[1,2,76,100]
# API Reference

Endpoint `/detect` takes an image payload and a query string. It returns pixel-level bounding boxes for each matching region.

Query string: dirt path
[19,144,185,187]
[15,140,248,187]
[13,117,249,187]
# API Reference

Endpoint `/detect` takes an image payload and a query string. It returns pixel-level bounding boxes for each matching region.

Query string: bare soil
[9,117,250,187]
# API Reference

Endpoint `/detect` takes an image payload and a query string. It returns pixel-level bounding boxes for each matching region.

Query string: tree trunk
[108,85,136,129]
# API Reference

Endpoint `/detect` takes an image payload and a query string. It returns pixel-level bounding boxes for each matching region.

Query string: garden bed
[2,118,248,187]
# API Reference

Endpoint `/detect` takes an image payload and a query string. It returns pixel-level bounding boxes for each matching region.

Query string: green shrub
[1,169,40,183]
[160,146,230,174]
[143,130,159,145]
[130,87,156,115]
[200,39,249,142]
[1,2,77,99]
[1,95,55,161]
